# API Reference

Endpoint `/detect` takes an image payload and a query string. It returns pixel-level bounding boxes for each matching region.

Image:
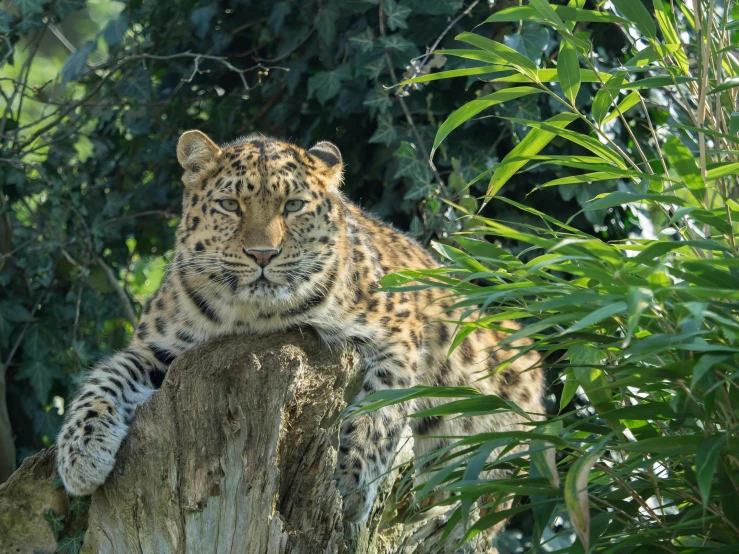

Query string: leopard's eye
[284,199,305,213]
[219,199,240,212]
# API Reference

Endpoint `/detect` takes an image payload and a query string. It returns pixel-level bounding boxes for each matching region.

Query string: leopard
[56,130,544,525]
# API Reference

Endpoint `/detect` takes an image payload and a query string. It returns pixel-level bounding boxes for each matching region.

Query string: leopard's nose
[244,248,280,268]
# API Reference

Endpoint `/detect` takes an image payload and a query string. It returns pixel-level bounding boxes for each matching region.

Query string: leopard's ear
[308,141,343,187]
[177,130,222,186]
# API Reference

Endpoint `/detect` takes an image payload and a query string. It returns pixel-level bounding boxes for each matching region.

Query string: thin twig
[378,0,446,192]
[408,0,481,82]
[97,210,179,228]
[97,256,136,326]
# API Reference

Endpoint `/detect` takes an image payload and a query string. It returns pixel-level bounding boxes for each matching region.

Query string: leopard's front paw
[56,402,126,496]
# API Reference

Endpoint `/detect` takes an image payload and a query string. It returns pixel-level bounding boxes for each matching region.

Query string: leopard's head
[174,130,344,304]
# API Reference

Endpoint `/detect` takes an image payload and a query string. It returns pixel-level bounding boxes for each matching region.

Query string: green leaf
[501,117,626,167]
[316,2,339,44]
[602,91,641,124]
[307,65,352,105]
[652,0,689,73]
[592,72,625,124]
[570,345,614,416]
[623,43,682,68]
[267,2,291,33]
[707,162,739,180]
[397,65,510,87]
[617,435,701,454]
[102,14,128,46]
[560,370,579,412]
[531,420,562,488]
[383,0,412,31]
[558,40,581,104]
[487,112,578,197]
[484,4,626,23]
[611,0,657,39]
[15,359,62,405]
[695,437,723,508]
[55,528,86,554]
[502,23,549,66]
[621,75,696,89]
[708,76,739,95]
[44,508,65,541]
[369,112,398,146]
[348,27,375,53]
[431,87,543,157]
[53,0,86,20]
[662,136,706,205]
[456,32,537,78]
[584,191,690,211]
[562,302,626,335]
[60,40,97,85]
[564,453,597,552]
[0,10,14,33]
[13,0,46,17]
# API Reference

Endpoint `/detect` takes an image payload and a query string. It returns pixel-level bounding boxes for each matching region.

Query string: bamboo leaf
[431,87,542,158]
[558,40,581,104]
[602,91,641,124]
[487,112,578,197]
[482,5,627,24]
[611,0,657,39]
[565,453,598,552]
[455,32,538,78]
[662,136,706,205]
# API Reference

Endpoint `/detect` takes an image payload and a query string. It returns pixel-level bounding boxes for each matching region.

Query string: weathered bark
[0,332,488,553]
[0,364,16,484]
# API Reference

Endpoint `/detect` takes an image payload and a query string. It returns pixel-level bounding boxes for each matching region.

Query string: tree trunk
[0,331,488,553]
[0,364,16,484]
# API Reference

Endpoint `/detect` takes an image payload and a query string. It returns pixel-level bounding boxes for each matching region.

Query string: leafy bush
[368,0,739,551]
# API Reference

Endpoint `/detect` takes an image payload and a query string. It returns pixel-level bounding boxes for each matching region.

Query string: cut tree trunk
[0,331,488,554]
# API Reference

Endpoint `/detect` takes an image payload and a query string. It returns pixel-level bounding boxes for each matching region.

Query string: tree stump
[0,331,487,553]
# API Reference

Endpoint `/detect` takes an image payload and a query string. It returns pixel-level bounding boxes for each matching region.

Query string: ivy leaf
[307,65,352,105]
[118,67,153,102]
[378,34,415,53]
[44,508,65,541]
[503,23,549,66]
[54,0,86,20]
[30,405,62,439]
[348,27,375,53]
[189,5,216,39]
[316,2,339,44]
[384,0,412,31]
[102,14,128,46]
[16,11,44,32]
[1,300,32,322]
[0,10,15,33]
[23,324,51,360]
[16,358,62,405]
[55,528,86,554]
[407,0,461,15]
[368,112,398,146]
[363,84,391,116]
[267,2,291,34]
[394,141,432,186]
[69,495,91,519]
[60,41,97,85]
[13,0,46,17]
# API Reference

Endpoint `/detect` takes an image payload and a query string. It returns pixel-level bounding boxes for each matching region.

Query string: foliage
[365,0,739,551]
[0,0,639,464]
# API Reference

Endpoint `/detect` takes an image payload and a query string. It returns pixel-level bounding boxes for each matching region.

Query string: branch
[96,257,136,326]
[378,0,446,193]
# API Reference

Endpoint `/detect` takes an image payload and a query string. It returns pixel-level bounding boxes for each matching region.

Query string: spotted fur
[56,131,543,523]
